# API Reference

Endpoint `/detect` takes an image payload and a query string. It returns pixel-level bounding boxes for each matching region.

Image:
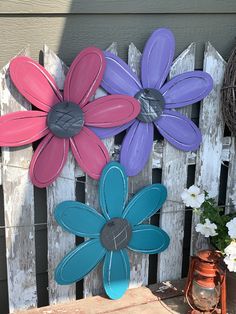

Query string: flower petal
[64,47,105,108]
[70,127,109,180]
[0,111,49,146]
[99,162,128,220]
[128,225,170,254]
[10,56,62,112]
[155,110,202,151]
[55,201,106,238]
[161,71,213,109]
[101,51,142,96]
[89,120,134,139]
[141,28,175,89]
[84,95,140,128]
[30,133,69,187]
[103,249,130,300]
[123,184,167,226]
[120,120,153,176]
[55,239,106,285]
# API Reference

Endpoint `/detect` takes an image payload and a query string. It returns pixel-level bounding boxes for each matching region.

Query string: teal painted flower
[54,162,169,299]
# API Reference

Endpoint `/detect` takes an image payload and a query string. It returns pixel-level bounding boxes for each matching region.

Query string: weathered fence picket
[191,42,226,254]
[0,42,235,313]
[43,45,77,304]
[158,43,196,282]
[0,47,38,312]
[127,43,151,288]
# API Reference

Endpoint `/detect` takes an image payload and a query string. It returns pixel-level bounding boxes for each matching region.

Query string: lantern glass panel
[192,280,221,311]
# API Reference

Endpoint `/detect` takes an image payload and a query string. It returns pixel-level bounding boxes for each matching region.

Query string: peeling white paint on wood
[157,43,196,282]
[44,45,76,304]
[225,137,236,213]
[0,47,38,312]
[83,43,118,298]
[191,42,226,254]
[127,43,150,289]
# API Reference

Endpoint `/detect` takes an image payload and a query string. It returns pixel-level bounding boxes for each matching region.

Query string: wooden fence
[0,42,235,313]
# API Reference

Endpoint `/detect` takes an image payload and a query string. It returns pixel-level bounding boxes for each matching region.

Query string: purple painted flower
[92,28,213,176]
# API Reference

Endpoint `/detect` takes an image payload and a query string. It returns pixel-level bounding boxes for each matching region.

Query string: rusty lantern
[185,250,227,314]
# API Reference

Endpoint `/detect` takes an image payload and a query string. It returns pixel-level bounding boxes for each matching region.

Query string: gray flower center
[100,218,132,251]
[47,101,84,138]
[135,88,165,123]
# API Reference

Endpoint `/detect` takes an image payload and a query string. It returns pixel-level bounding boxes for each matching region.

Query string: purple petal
[101,51,142,96]
[120,120,154,176]
[161,71,213,109]
[155,110,202,151]
[89,120,134,139]
[141,28,175,90]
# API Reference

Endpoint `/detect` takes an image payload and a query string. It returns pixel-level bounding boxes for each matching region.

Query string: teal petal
[55,239,106,285]
[122,184,167,226]
[99,162,128,220]
[103,249,130,299]
[55,201,106,238]
[128,224,170,254]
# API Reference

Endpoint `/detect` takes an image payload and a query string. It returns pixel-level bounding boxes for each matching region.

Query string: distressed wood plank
[44,45,76,304]
[191,43,226,254]
[17,280,186,314]
[127,43,151,289]
[0,0,236,14]
[0,47,38,312]
[225,137,236,213]
[83,43,117,298]
[157,43,196,282]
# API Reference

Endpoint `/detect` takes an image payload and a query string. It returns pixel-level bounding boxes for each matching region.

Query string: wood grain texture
[157,43,196,282]
[126,43,151,289]
[83,43,117,298]
[44,45,76,305]
[0,0,235,14]
[191,43,226,254]
[225,137,236,213]
[14,280,186,314]
[0,47,38,312]
[0,15,235,70]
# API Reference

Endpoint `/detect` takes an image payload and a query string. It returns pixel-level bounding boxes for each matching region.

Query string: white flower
[223,241,236,272]
[181,185,205,208]
[224,254,236,272]
[224,241,236,256]
[195,218,218,237]
[226,217,236,239]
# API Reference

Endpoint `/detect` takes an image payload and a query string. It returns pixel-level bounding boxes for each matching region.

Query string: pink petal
[83,95,140,128]
[30,133,69,188]
[0,111,49,146]
[70,127,109,180]
[64,47,105,108]
[10,57,63,112]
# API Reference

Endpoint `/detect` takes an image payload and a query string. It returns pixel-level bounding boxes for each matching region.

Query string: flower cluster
[181,185,236,272]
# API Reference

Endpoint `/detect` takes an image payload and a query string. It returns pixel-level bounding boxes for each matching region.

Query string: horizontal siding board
[0,14,235,69]
[0,0,236,14]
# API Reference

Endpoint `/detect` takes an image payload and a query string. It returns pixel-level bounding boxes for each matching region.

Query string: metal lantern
[185,250,227,314]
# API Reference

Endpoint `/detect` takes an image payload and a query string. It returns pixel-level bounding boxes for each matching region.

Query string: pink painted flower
[0,47,140,187]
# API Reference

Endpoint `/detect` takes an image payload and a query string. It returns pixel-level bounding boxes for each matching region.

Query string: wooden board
[44,45,76,304]
[0,15,235,70]
[0,47,38,312]
[16,280,186,314]
[127,43,151,289]
[157,43,195,282]
[226,137,236,213]
[191,42,226,254]
[0,0,235,14]
[83,43,117,298]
